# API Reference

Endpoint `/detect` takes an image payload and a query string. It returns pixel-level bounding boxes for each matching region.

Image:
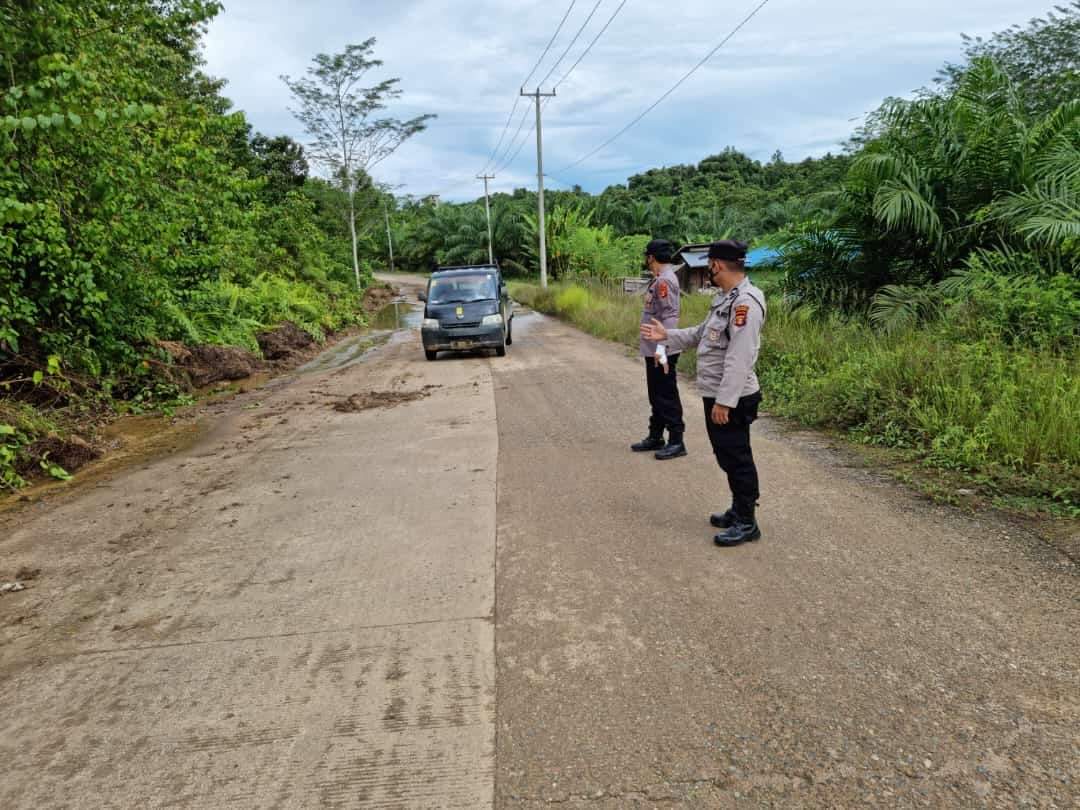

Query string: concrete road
[1,289,1077,808]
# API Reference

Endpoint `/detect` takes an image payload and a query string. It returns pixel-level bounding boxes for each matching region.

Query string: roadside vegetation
[1,2,424,489]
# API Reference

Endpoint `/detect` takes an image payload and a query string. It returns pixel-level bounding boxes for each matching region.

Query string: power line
[480,0,579,173]
[522,0,578,89]
[537,0,605,89]
[543,172,578,189]
[494,0,628,175]
[494,119,537,174]
[490,102,534,174]
[490,1,629,181]
[553,0,630,89]
[419,177,479,201]
[493,97,553,175]
[556,0,773,173]
[480,99,523,175]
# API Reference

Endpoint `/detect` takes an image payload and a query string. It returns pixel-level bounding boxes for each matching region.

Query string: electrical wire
[553,0,630,89]
[521,0,579,90]
[489,103,534,174]
[479,0,579,173]
[555,0,773,173]
[492,97,554,175]
[495,0,630,175]
[537,0,605,89]
[480,99,523,175]
[543,172,577,189]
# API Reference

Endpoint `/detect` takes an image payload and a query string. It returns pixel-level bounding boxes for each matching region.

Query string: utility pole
[521,88,556,288]
[384,204,395,273]
[476,173,495,265]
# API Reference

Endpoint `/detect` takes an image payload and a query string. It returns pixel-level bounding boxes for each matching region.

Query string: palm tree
[786,57,1080,314]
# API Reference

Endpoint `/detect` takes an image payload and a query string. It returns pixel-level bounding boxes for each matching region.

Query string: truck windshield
[428,274,497,305]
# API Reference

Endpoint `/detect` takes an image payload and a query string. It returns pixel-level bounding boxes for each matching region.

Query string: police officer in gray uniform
[632,239,686,460]
[640,240,766,546]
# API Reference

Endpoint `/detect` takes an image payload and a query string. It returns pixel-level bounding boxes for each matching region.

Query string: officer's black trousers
[703,392,762,522]
[645,354,684,439]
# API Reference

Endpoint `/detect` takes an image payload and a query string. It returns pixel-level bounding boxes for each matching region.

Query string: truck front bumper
[421,323,504,352]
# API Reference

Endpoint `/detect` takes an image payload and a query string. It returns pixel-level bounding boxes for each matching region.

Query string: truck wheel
[425,350,437,361]
[495,342,506,357]
[506,321,513,345]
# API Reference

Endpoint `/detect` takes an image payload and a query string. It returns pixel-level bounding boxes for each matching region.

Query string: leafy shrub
[554,286,591,315]
[0,423,26,491]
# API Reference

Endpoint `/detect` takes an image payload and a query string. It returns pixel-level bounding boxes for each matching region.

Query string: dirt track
[1,278,1077,808]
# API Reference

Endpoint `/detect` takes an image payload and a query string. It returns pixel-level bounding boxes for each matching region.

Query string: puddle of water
[294,299,423,375]
[369,299,423,331]
[294,334,389,375]
[297,299,421,375]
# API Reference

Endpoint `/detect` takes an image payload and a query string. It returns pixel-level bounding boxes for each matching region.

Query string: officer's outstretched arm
[661,319,707,354]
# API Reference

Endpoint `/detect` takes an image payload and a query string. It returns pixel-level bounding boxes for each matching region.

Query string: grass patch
[511,279,1079,515]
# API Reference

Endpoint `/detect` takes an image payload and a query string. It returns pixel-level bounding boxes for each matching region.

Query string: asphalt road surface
[1,278,1076,808]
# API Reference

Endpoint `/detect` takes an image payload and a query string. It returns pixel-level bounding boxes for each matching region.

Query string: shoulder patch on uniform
[733,304,749,327]
[658,281,668,298]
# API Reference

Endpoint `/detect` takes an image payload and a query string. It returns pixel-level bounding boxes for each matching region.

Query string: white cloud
[204,0,1054,199]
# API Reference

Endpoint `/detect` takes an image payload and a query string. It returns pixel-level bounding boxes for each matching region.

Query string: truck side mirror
[418,290,427,302]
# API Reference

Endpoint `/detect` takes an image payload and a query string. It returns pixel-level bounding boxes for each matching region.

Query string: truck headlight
[481,313,503,326]
[422,318,440,330]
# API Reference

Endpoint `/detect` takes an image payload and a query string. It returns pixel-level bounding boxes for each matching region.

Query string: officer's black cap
[644,239,674,262]
[707,239,749,261]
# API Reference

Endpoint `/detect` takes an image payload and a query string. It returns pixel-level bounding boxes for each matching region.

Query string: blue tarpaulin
[746,247,780,268]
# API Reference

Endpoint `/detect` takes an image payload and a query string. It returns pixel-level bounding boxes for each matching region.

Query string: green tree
[282,40,434,289]
[250,134,308,205]
[938,2,1080,116]
[783,58,1080,310]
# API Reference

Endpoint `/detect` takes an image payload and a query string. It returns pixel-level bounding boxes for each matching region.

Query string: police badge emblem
[708,328,721,343]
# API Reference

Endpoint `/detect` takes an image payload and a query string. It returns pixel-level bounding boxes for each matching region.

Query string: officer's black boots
[654,437,687,460]
[713,520,761,547]
[631,434,665,452]
[709,507,736,529]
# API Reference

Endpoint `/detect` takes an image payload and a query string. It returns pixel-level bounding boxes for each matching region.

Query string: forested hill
[624,147,851,199]
[393,147,850,276]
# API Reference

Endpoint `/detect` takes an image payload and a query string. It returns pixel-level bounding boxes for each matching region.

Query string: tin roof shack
[673,243,782,293]
[673,243,712,293]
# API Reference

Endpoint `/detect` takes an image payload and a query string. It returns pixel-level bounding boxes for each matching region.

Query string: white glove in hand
[655,344,669,374]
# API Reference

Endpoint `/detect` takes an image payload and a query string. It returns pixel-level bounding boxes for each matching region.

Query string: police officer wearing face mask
[640,240,767,546]
[632,239,686,460]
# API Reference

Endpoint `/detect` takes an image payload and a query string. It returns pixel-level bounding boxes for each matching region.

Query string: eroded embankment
[1,281,420,504]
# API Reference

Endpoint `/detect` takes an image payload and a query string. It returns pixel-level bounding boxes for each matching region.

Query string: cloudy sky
[203,0,1050,200]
